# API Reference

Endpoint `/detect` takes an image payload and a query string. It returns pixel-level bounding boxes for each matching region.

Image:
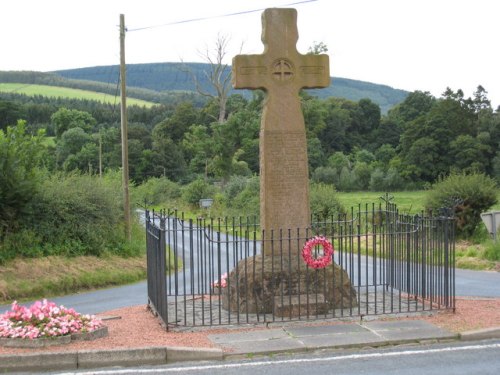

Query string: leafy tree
[153,102,198,143]
[374,144,397,166]
[388,91,436,124]
[56,127,93,168]
[51,108,96,138]
[449,135,488,173]
[307,137,326,171]
[147,136,187,182]
[182,124,214,176]
[0,99,25,131]
[63,142,99,173]
[319,98,351,153]
[0,121,45,236]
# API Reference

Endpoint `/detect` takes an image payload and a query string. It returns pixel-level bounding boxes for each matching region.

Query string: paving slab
[221,336,305,355]
[285,323,368,337]
[363,320,438,331]
[298,331,385,348]
[208,328,288,344]
[375,328,457,341]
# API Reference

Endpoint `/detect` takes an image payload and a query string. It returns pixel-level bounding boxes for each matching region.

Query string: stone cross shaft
[232,8,330,252]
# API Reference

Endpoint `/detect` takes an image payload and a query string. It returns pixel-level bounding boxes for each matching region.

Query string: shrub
[425,172,498,238]
[181,178,216,206]
[224,175,250,201]
[133,176,181,206]
[310,183,345,221]
[24,172,128,257]
[229,176,260,217]
[312,166,338,185]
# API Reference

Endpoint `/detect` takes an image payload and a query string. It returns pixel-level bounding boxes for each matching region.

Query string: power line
[127,0,319,32]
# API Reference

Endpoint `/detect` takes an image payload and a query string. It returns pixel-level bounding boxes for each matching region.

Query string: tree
[0,99,25,131]
[388,91,436,124]
[0,121,45,236]
[449,135,487,173]
[153,102,198,143]
[51,108,96,138]
[307,41,328,55]
[148,136,187,182]
[182,34,234,123]
[56,127,93,168]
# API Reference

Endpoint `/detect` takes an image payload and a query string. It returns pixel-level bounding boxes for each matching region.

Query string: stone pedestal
[222,254,357,316]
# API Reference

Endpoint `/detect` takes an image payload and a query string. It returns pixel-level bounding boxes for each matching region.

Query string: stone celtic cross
[232,8,330,252]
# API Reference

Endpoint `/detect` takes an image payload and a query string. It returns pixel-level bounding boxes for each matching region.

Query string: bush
[310,183,345,221]
[181,178,217,206]
[229,176,260,217]
[25,173,126,257]
[133,176,181,206]
[425,172,498,238]
[312,166,338,185]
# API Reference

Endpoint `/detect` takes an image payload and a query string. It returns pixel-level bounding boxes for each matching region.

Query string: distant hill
[54,62,408,113]
[0,83,154,107]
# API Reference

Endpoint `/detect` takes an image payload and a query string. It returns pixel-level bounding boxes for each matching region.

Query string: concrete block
[460,327,500,341]
[77,347,167,369]
[166,346,223,362]
[0,352,77,372]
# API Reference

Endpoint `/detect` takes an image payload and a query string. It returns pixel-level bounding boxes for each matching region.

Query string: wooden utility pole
[120,14,131,241]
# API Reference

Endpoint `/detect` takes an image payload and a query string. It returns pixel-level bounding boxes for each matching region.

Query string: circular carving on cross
[272,58,294,82]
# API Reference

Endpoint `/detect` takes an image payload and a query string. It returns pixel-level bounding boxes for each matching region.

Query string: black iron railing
[146,204,455,329]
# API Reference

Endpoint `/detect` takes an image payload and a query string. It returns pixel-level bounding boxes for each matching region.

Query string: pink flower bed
[0,299,103,340]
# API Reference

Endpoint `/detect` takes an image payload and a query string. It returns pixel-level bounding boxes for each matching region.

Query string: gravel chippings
[0,298,498,356]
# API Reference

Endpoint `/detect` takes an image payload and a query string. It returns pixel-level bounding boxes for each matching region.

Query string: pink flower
[0,299,103,339]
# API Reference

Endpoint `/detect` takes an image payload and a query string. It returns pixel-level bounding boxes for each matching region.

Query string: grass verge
[0,255,147,304]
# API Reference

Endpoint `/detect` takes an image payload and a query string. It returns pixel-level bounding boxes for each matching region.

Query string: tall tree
[182,34,235,123]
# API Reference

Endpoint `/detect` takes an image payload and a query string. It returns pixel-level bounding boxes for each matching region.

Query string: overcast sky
[1,0,499,107]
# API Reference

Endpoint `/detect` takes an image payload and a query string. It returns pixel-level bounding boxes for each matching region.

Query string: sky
[1,0,499,108]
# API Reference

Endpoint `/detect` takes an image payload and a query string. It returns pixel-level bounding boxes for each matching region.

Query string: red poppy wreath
[301,236,334,269]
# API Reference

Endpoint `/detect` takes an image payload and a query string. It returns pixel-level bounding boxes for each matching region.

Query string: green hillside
[0,63,409,113]
[54,63,408,113]
[0,83,155,107]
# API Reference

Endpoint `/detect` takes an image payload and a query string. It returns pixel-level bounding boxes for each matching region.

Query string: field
[0,83,155,107]
[337,190,500,213]
[337,191,425,213]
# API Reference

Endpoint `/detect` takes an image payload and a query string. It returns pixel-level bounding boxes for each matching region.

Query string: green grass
[336,191,426,213]
[0,83,156,107]
[0,255,147,303]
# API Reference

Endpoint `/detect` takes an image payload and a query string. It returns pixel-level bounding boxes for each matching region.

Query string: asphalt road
[48,340,500,375]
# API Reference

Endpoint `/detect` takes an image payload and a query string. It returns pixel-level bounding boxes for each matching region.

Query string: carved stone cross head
[232,8,330,96]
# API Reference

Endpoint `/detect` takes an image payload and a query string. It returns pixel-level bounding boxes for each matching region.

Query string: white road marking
[58,343,500,374]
